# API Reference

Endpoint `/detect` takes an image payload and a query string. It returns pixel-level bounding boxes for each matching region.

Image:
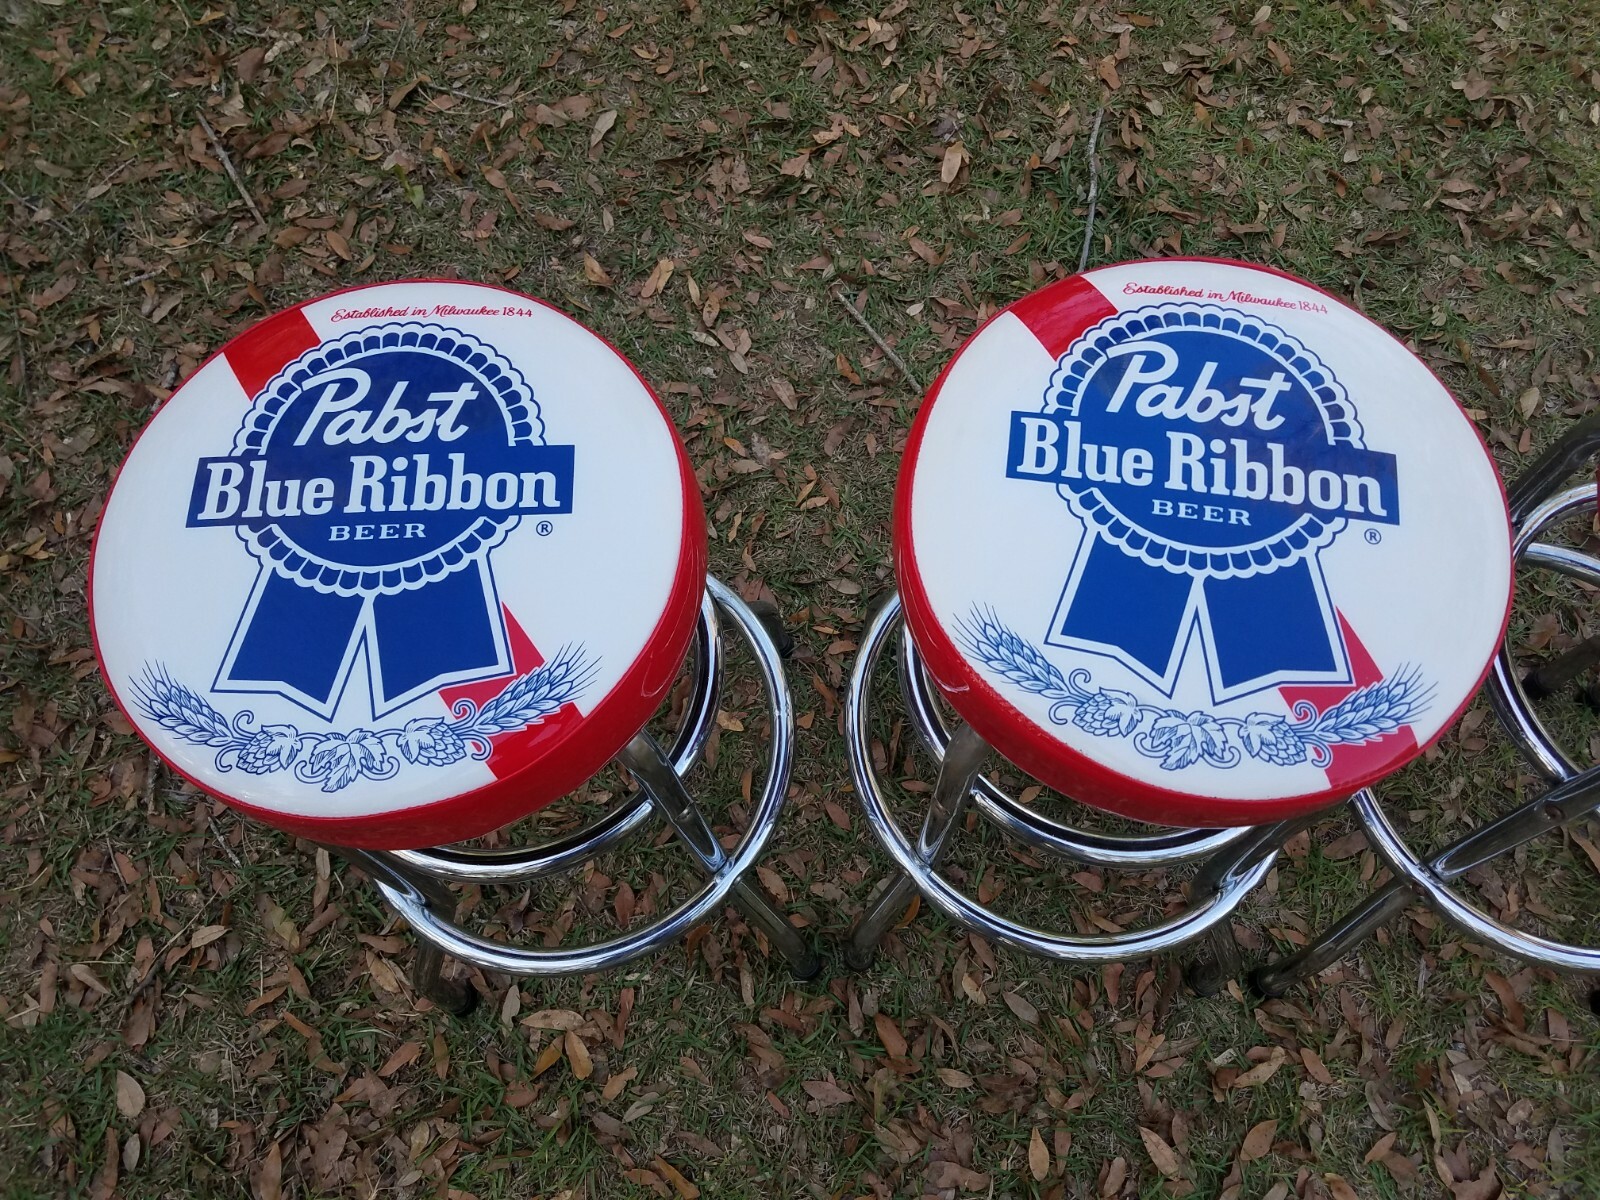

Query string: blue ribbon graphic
[1050,533,1342,698]
[222,561,511,717]
[196,323,574,719]
[1005,302,1399,703]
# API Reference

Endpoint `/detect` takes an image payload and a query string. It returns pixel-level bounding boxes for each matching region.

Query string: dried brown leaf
[590,109,619,150]
[583,255,614,287]
[1100,1156,1128,1196]
[565,1029,593,1079]
[433,1029,449,1080]
[33,276,76,309]
[377,1041,421,1078]
[1364,1132,1397,1164]
[1301,1045,1334,1085]
[254,1140,282,1200]
[641,258,675,299]
[1003,991,1040,1024]
[654,1158,701,1200]
[940,140,967,184]
[114,1071,144,1120]
[523,1008,586,1030]
[874,1012,908,1058]
[1139,1126,1182,1177]
[1240,1119,1276,1162]
[1231,1048,1287,1088]
[908,235,943,266]
[1451,1166,1501,1200]
[1322,830,1368,860]
[802,1078,853,1109]
[1029,1127,1050,1181]
[533,1037,564,1077]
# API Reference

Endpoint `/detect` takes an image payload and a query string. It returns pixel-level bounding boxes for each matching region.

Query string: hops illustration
[957,607,1431,774]
[1238,713,1307,767]
[1141,711,1235,770]
[301,729,394,792]
[397,718,467,767]
[129,647,592,792]
[1072,688,1143,737]
[235,725,301,774]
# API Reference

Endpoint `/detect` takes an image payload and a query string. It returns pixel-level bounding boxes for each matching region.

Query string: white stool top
[897,259,1512,826]
[92,280,705,848]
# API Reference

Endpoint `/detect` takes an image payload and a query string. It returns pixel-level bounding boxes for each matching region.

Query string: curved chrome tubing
[384,592,724,886]
[1256,420,1600,995]
[344,576,818,1008]
[897,629,1252,868]
[1488,483,1600,783]
[844,592,1297,969]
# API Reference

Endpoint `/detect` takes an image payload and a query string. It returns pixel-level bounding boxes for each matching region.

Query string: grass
[3,0,1600,1196]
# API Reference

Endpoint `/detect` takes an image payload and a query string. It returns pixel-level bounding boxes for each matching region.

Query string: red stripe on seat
[224,309,322,400]
[1007,275,1118,358]
[1279,614,1417,789]
[438,608,585,782]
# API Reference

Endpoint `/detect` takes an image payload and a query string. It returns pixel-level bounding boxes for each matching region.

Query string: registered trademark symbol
[537,521,554,536]
[1364,528,1381,544]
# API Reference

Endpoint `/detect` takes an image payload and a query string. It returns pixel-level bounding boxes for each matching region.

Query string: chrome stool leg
[1251,880,1409,998]
[1257,420,1600,993]
[845,592,1288,968]
[335,847,481,1014]
[1347,771,1600,972]
[1181,811,1326,994]
[845,721,988,970]
[406,868,478,1014]
[340,576,813,1006]
[1248,770,1600,995]
[411,941,477,1015]
[406,940,473,1017]
[616,731,819,979]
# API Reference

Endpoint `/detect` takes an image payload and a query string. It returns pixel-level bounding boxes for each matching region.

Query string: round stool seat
[92,280,706,849]
[896,258,1511,827]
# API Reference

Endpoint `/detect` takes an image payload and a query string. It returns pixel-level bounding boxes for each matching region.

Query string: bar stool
[845,258,1513,975]
[91,280,818,1013]
[1255,416,1600,996]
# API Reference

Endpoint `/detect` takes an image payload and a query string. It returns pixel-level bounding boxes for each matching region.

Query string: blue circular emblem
[184,321,579,716]
[1039,303,1389,579]
[1004,301,1403,700]
[225,323,548,594]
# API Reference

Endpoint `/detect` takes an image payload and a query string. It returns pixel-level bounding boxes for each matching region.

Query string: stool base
[1253,429,1600,994]
[844,592,1310,971]
[413,940,479,1016]
[337,578,818,1011]
[845,721,987,972]
[1254,769,1600,994]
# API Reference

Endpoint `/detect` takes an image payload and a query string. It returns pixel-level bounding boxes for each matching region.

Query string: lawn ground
[2,1,1600,1197]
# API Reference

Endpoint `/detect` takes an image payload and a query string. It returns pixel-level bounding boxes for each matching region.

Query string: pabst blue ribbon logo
[185,323,575,719]
[1005,303,1400,702]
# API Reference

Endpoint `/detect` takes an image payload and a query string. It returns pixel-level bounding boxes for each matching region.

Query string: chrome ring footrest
[351,576,817,983]
[845,592,1294,966]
